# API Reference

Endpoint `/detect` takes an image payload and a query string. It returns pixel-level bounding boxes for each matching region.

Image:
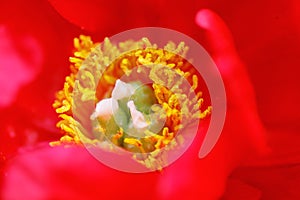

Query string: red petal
[48,0,124,33]
[0,0,80,160]
[2,146,160,199]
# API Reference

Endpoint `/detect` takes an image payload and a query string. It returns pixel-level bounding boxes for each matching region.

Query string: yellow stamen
[52,35,211,170]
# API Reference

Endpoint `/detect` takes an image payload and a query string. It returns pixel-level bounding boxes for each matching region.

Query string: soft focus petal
[0,26,42,107]
[2,145,160,200]
[222,179,262,200]
[201,0,300,129]
[48,0,200,37]
[48,0,160,33]
[196,9,268,164]
[204,1,300,198]
[229,161,300,199]
[48,0,121,33]
[224,128,300,199]
[0,0,81,167]
[154,9,269,200]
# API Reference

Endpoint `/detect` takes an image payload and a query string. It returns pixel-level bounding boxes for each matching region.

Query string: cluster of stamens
[52,35,211,170]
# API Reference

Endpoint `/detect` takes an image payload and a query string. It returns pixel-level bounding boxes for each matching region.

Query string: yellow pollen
[52,35,211,170]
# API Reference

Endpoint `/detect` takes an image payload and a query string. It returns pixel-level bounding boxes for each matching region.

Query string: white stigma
[112,79,135,100]
[91,79,134,120]
[127,100,148,130]
[90,98,118,120]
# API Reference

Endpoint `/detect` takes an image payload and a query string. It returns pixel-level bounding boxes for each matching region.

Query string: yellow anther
[52,35,211,171]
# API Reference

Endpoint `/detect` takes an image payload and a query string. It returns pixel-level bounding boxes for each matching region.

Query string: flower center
[52,35,212,170]
[91,79,162,150]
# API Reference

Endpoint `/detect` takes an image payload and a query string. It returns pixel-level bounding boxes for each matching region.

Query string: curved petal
[48,0,164,33]
[196,9,268,160]
[2,145,160,200]
[153,9,269,199]
[48,0,200,36]
[0,0,81,164]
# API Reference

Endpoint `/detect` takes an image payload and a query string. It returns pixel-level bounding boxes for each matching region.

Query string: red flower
[1,0,299,199]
